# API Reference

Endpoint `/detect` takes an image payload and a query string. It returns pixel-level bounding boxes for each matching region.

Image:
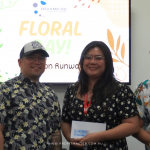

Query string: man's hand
[0,124,4,150]
[51,131,62,150]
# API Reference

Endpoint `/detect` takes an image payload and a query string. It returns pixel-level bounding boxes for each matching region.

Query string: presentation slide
[0,0,130,83]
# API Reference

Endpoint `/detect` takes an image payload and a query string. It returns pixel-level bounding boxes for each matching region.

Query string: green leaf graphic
[0,28,3,48]
[0,0,19,9]
[0,44,3,48]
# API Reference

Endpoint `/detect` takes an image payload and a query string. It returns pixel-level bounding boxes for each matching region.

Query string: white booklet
[71,120,106,138]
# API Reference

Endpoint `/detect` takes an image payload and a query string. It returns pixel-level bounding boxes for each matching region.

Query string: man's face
[18,52,46,82]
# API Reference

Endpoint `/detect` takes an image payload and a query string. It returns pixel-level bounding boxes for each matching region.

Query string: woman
[61,41,139,150]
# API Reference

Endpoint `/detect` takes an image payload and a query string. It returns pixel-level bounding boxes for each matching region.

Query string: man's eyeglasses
[84,54,105,62]
[24,56,46,63]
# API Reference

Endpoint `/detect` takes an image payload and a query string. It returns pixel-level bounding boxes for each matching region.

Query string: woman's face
[83,47,105,80]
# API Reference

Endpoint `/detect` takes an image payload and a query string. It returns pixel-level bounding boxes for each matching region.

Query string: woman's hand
[70,138,85,148]
[74,132,101,146]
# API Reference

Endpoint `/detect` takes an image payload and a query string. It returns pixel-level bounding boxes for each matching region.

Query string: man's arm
[133,83,150,145]
[133,117,150,146]
[51,131,62,150]
[0,124,4,150]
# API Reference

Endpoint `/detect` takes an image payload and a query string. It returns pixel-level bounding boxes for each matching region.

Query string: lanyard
[84,93,92,115]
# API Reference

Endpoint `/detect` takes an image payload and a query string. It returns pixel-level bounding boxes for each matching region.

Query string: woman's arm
[61,121,71,142]
[100,115,139,141]
[61,121,84,148]
[133,117,150,146]
[76,115,139,143]
[0,124,4,150]
[61,85,85,148]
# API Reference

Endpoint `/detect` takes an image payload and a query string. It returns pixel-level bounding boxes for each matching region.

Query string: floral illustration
[107,29,128,67]
[0,0,19,9]
[107,29,129,81]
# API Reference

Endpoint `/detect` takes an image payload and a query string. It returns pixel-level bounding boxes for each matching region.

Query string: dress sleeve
[0,83,9,126]
[116,84,139,119]
[61,84,74,123]
[134,82,146,120]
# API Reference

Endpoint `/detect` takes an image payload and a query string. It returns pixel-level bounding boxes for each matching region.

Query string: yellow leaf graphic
[107,29,114,51]
[121,43,125,60]
[112,58,119,62]
[116,36,120,52]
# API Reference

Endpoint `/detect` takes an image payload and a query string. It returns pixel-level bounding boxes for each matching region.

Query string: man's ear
[18,59,22,67]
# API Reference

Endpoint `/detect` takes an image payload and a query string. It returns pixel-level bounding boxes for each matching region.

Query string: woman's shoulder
[117,83,133,95]
[117,83,130,88]
[67,83,76,90]
[65,83,78,93]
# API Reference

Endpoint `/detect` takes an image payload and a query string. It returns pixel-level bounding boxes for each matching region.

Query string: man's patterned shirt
[135,79,150,150]
[0,74,61,150]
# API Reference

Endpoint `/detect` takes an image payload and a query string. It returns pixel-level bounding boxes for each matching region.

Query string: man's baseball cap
[20,41,49,58]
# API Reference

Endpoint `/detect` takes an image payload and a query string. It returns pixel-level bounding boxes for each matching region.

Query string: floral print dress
[62,83,138,150]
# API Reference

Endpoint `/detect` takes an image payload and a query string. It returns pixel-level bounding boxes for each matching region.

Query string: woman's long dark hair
[75,41,119,104]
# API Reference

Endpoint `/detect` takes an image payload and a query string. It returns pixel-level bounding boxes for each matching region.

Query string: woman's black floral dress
[62,84,138,150]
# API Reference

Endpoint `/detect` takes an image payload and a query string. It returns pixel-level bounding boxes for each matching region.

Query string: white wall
[129,0,150,91]
[50,0,150,149]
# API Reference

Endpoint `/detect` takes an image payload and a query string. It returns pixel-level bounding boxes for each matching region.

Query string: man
[0,41,62,150]
[134,79,150,150]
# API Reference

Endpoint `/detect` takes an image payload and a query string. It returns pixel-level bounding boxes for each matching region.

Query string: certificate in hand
[71,121,106,138]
